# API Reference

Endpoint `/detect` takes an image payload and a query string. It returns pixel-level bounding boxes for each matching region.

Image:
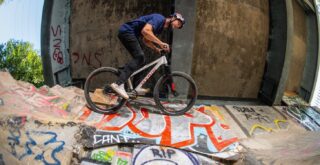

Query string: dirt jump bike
[84,52,198,115]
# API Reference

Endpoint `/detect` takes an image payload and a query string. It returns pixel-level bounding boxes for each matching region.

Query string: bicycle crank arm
[127,91,138,99]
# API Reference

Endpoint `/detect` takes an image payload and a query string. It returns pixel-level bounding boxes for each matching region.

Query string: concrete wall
[192,0,269,98]
[41,0,319,102]
[43,0,271,99]
[285,0,308,92]
[70,0,172,86]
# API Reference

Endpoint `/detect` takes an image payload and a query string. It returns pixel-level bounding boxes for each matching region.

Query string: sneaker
[110,83,129,99]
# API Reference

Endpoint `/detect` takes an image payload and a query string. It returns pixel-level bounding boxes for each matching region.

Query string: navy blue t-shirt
[119,13,165,37]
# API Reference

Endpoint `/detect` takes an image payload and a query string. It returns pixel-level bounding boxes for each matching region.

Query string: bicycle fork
[164,66,179,97]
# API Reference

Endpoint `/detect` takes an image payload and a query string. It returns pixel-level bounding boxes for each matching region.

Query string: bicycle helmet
[171,12,185,29]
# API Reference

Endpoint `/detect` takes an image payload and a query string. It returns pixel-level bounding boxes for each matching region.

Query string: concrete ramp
[0,71,240,164]
[1,71,320,164]
[241,131,320,164]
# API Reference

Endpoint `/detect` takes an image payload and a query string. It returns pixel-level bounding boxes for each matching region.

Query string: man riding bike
[109,12,185,99]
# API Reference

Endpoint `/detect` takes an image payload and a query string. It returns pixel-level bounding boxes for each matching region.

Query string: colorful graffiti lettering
[249,119,288,136]
[91,149,115,163]
[117,158,128,165]
[78,103,238,156]
[51,25,64,64]
[12,86,69,117]
[114,150,132,165]
[7,129,65,165]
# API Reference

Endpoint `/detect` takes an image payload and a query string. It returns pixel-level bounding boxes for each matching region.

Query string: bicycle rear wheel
[153,71,198,115]
[84,67,127,114]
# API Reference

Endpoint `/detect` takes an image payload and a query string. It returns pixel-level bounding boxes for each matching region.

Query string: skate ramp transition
[0,72,239,164]
[0,71,320,165]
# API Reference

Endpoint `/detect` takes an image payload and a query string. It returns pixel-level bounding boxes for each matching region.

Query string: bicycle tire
[84,67,127,114]
[153,71,198,115]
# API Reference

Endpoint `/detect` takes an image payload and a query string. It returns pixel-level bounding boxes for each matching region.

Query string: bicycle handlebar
[160,49,167,55]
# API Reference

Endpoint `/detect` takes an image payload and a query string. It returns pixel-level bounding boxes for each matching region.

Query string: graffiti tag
[233,106,271,123]
[51,25,64,64]
[72,51,102,68]
[7,130,65,165]
[133,146,199,165]
[93,134,128,145]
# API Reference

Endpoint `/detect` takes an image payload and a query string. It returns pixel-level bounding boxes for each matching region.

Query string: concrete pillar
[170,0,197,96]
[310,0,320,105]
[41,0,71,87]
[274,0,294,104]
[171,0,196,75]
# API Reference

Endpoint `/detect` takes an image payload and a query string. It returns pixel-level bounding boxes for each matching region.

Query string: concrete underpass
[1,0,320,164]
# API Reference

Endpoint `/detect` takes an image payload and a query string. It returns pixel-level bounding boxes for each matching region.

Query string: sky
[0,0,44,52]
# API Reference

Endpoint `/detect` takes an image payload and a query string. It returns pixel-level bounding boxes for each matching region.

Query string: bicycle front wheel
[153,71,198,115]
[84,67,127,114]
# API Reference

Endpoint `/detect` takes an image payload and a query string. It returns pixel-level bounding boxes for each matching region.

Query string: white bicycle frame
[127,55,168,93]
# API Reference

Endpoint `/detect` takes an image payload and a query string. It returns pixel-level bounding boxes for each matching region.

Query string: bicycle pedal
[135,88,150,95]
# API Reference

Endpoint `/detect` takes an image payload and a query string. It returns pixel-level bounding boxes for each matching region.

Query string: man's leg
[117,32,145,85]
[109,32,145,99]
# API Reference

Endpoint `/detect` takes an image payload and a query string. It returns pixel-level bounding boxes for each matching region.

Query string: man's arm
[142,37,161,53]
[141,24,169,52]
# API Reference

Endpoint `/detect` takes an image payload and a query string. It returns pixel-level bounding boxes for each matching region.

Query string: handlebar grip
[160,49,166,55]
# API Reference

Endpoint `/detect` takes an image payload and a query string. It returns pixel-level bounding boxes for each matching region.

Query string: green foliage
[0,39,44,87]
[0,0,4,5]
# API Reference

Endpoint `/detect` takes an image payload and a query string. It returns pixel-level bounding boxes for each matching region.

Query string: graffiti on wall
[225,106,288,136]
[72,52,102,68]
[83,144,220,165]
[132,145,220,165]
[51,25,64,65]
[10,85,69,118]
[7,129,65,165]
[279,105,320,131]
[90,146,117,163]
[133,145,198,165]
[89,146,132,165]
[78,99,238,157]
[1,116,80,165]
[115,151,131,165]
[0,77,85,119]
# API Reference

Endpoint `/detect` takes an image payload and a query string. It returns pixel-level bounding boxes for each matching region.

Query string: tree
[0,39,44,87]
[0,0,4,5]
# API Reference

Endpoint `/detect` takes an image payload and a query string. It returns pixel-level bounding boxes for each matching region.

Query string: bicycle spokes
[84,67,127,114]
[154,72,197,115]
